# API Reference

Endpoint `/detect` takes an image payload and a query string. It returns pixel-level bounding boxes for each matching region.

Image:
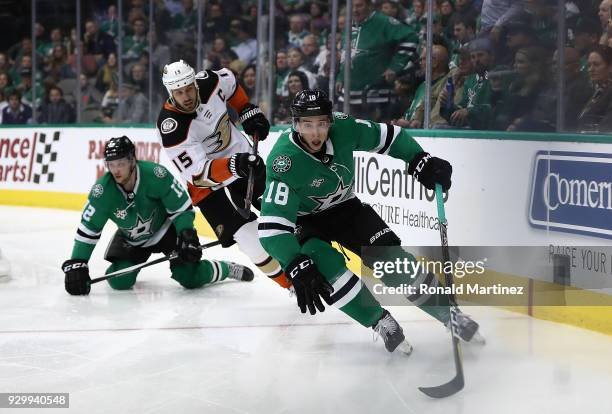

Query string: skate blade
[468,330,486,345]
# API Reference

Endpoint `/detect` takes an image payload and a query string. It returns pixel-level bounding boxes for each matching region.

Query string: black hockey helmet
[104,136,136,161]
[291,89,333,122]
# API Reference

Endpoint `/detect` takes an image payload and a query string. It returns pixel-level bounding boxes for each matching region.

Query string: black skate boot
[227,262,254,282]
[446,308,485,344]
[372,309,413,354]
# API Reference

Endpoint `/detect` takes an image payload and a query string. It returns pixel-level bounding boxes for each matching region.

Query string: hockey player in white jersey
[156,60,291,289]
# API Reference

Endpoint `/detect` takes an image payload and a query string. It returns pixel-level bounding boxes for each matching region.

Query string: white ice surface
[0,206,611,414]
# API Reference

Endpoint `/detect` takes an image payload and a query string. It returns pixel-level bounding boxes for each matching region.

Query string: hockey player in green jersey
[62,136,253,295]
[258,89,482,353]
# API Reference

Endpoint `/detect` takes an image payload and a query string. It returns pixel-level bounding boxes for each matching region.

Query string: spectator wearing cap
[230,18,258,65]
[336,0,420,121]
[288,14,311,48]
[1,91,32,125]
[441,37,495,129]
[109,82,148,124]
[500,20,537,66]
[38,86,75,124]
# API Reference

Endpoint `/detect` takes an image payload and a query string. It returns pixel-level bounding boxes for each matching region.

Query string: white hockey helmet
[162,60,196,96]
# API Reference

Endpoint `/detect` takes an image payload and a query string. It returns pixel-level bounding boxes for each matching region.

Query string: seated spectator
[439,0,455,37]
[0,71,13,97]
[107,82,148,124]
[380,0,402,19]
[230,18,257,65]
[43,45,76,84]
[301,34,320,73]
[128,63,148,93]
[0,53,10,75]
[572,18,602,73]
[95,52,118,93]
[450,0,480,30]
[598,0,612,46]
[79,74,101,109]
[101,81,120,121]
[83,19,116,62]
[100,5,119,38]
[171,0,197,32]
[394,44,450,128]
[205,36,231,70]
[441,37,495,130]
[494,46,551,131]
[309,1,330,35]
[288,14,311,48]
[1,91,32,124]
[432,46,474,127]
[281,47,317,96]
[203,3,229,41]
[38,85,75,124]
[275,50,290,96]
[38,27,64,59]
[450,16,476,68]
[577,45,612,132]
[239,64,257,103]
[387,75,415,122]
[274,70,309,124]
[122,18,148,64]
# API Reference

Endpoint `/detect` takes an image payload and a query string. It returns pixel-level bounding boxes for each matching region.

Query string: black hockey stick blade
[418,369,464,398]
[237,134,259,219]
[90,239,222,284]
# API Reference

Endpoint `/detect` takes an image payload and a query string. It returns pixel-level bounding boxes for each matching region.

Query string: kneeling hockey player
[62,136,253,295]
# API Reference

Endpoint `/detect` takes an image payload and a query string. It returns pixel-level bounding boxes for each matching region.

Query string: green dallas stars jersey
[70,160,194,262]
[259,113,423,267]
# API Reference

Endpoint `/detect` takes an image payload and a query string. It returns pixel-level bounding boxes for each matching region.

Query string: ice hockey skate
[373,309,413,355]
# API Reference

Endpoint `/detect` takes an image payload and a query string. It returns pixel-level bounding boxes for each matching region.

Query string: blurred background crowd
[0,0,611,134]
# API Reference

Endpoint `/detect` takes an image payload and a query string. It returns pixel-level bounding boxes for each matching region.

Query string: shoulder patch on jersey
[196,70,220,104]
[156,105,196,147]
[272,155,292,173]
[90,184,104,198]
[160,118,178,134]
[333,112,349,120]
[153,166,168,178]
[388,16,400,25]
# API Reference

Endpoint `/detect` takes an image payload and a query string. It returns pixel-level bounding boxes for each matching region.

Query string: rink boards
[1,124,611,334]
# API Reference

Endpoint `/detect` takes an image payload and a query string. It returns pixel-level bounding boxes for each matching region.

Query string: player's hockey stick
[89,240,222,284]
[237,133,259,219]
[418,184,465,398]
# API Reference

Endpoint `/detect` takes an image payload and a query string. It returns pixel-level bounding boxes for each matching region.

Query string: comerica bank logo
[529,151,612,239]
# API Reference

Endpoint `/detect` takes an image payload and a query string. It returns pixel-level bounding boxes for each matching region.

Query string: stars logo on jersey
[153,166,167,178]
[310,177,353,212]
[272,155,292,173]
[126,213,155,240]
[160,118,178,134]
[90,184,104,198]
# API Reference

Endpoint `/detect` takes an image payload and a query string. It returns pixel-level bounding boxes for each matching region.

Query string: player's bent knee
[171,262,207,289]
[106,262,138,290]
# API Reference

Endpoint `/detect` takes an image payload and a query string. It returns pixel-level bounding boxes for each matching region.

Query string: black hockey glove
[62,259,91,295]
[177,228,202,263]
[239,103,270,141]
[286,255,334,315]
[408,151,452,191]
[229,152,263,178]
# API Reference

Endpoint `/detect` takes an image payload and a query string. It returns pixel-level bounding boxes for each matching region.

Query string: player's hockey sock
[302,238,384,327]
[365,246,451,323]
[106,261,138,290]
[171,260,228,289]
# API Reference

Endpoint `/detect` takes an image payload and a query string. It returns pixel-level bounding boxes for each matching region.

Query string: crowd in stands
[0,0,611,134]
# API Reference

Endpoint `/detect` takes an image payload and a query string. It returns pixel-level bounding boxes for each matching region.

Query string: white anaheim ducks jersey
[156,68,252,204]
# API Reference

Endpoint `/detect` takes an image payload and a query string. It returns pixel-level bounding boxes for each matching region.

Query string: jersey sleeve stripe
[167,199,193,218]
[372,122,388,153]
[329,273,361,308]
[378,124,400,155]
[228,84,249,113]
[258,216,296,229]
[258,222,295,233]
[258,228,294,238]
[75,233,99,245]
[375,123,395,154]
[78,223,102,237]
